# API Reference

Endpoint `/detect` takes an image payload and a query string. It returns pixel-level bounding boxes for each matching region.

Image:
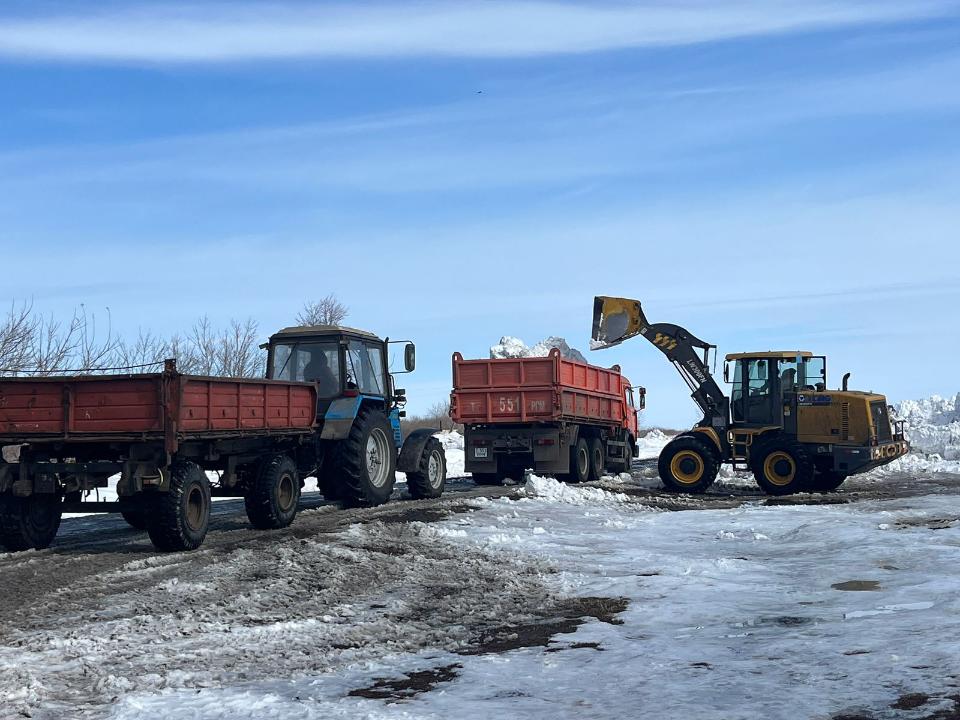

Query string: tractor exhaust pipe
[842,372,851,391]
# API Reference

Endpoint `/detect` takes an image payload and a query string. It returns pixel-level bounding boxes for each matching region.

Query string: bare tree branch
[297,294,348,326]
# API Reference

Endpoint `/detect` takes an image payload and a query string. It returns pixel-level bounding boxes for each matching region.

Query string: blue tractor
[265,325,446,506]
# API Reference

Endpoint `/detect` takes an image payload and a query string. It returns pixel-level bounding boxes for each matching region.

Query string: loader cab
[265,326,415,407]
[725,352,826,426]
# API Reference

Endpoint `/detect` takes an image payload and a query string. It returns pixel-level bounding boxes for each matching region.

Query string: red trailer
[451,349,644,485]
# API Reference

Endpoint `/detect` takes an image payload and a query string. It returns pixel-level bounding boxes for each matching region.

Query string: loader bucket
[591,296,648,349]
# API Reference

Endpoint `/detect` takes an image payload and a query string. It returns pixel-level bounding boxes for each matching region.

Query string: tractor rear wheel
[245,454,301,529]
[0,493,62,551]
[146,461,211,552]
[560,437,590,484]
[809,470,847,492]
[751,438,814,496]
[334,408,397,506]
[588,437,605,481]
[406,437,446,499]
[659,435,720,493]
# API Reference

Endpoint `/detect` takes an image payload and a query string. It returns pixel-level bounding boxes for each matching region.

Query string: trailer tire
[588,437,605,481]
[245,454,301,529]
[659,435,719,494]
[406,437,446,499]
[121,510,148,530]
[146,461,211,552]
[335,407,397,506]
[472,473,503,486]
[750,437,814,496]
[0,493,62,551]
[561,437,590,484]
[808,470,847,492]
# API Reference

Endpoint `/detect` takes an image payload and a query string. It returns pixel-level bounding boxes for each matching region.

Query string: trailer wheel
[121,510,148,530]
[146,461,211,552]
[659,435,719,494]
[750,438,814,496]
[245,454,301,529]
[588,438,605,481]
[406,437,446,499]
[808,470,847,492]
[335,407,397,506]
[0,493,62,551]
[561,437,590,484]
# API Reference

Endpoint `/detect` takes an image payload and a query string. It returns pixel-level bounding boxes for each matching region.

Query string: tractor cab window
[270,341,341,397]
[346,340,386,396]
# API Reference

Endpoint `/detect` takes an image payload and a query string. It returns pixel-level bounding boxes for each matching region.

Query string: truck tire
[245,454,301,529]
[406,437,446,499]
[808,470,846,492]
[334,407,397,506]
[472,473,503,486]
[146,461,211,552]
[121,510,148,530]
[588,437,605,481]
[0,493,62,551]
[659,435,719,494]
[750,437,814,496]
[561,437,590,484]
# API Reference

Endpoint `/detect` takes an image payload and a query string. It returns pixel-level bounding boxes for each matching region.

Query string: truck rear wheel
[146,461,211,552]
[472,473,503,486]
[335,407,397,506]
[750,438,814,496]
[0,493,62,551]
[406,437,446,499]
[659,435,719,494]
[245,454,301,529]
[561,437,590,484]
[588,437,605,481]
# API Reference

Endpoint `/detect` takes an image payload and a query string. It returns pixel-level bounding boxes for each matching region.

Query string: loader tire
[245,454,301,529]
[751,437,814,496]
[808,470,847,493]
[146,461,210,552]
[0,493,62,551]
[406,437,446,500]
[588,437,605,481]
[561,437,590,484]
[334,408,396,506]
[659,435,719,494]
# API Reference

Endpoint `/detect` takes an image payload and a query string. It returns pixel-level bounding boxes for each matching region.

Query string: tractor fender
[397,429,441,473]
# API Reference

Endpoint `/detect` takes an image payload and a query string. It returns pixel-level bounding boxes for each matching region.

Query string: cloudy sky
[1,1,958,426]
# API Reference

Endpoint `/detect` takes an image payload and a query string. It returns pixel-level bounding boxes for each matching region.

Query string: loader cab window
[731,358,777,424]
[799,356,826,391]
[270,341,342,397]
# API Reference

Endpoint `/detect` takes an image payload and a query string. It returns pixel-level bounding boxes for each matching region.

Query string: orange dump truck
[450,349,644,485]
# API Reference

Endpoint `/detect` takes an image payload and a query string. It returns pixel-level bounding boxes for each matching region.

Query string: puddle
[832,580,881,592]
[349,664,462,700]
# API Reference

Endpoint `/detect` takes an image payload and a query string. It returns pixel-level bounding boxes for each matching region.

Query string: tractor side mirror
[404,343,416,373]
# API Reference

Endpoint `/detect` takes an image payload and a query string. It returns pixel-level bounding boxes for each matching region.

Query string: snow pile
[521,473,629,505]
[636,428,672,460]
[435,430,466,477]
[490,336,587,363]
[896,393,960,459]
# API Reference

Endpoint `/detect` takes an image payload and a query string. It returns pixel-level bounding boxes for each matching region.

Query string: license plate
[474,447,488,458]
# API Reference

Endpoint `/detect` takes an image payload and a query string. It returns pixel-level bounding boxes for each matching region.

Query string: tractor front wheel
[406,437,446,500]
[659,435,720,493]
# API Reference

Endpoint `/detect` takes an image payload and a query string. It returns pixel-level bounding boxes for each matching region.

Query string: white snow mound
[490,336,587,363]
[896,393,960,459]
[521,474,629,505]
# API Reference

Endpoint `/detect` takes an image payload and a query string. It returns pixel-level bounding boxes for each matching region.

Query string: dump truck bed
[0,366,316,449]
[450,349,632,426]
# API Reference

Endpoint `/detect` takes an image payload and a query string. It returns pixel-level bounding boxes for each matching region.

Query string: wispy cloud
[0,1,953,63]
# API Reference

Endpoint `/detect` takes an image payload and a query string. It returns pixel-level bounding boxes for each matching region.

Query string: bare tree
[297,294,348,326]
[0,301,37,373]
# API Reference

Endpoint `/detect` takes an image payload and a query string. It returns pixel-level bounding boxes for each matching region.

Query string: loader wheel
[245,454,301,529]
[751,438,814,496]
[588,438,605,481]
[121,510,148,530]
[146,461,211,552]
[407,437,447,500]
[0,493,62,552]
[561,437,590,484]
[659,435,719,494]
[808,470,847,493]
[334,407,397,506]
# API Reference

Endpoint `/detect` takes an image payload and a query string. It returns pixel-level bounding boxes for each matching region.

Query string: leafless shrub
[297,294,348,327]
[401,399,460,435]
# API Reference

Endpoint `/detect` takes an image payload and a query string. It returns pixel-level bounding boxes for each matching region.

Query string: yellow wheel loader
[590,297,909,495]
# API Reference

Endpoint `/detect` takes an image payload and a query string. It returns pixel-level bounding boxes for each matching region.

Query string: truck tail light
[536,438,555,446]
[473,439,489,446]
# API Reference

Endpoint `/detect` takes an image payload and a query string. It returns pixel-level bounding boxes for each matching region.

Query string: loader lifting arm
[591,297,730,433]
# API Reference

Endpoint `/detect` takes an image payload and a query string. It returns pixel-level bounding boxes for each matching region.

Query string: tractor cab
[724,351,826,426]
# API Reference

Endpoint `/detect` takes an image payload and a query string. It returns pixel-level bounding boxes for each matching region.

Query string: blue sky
[1,1,959,427]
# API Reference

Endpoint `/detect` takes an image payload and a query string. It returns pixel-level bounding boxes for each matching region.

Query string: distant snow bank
[879,393,960,474]
[490,335,587,363]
